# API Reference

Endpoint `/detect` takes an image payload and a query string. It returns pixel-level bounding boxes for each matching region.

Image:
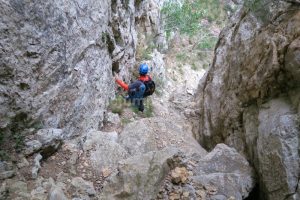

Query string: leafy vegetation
[191,63,198,71]
[176,53,188,62]
[161,0,227,50]
[121,118,132,125]
[109,95,127,114]
[0,150,9,161]
[197,36,218,50]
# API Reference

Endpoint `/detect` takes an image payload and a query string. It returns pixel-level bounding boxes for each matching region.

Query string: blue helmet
[139,64,148,75]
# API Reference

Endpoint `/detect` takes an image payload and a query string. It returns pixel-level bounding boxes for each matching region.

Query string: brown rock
[171,167,189,184]
[101,167,112,178]
[169,192,181,200]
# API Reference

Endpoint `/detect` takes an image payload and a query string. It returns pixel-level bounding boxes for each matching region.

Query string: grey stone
[24,140,42,156]
[71,177,96,197]
[82,131,128,173]
[0,182,8,199]
[104,112,121,125]
[7,180,30,199]
[17,157,30,169]
[0,161,13,172]
[49,186,67,200]
[0,0,137,140]
[119,117,206,157]
[257,98,299,200]
[0,171,15,180]
[36,128,63,145]
[210,195,227,200]
[118,119,158,156]
[31,186,47,200]
[0,161,14,180]
[32,153,43,179]
[101,147,179,200]
[192,144,255,199]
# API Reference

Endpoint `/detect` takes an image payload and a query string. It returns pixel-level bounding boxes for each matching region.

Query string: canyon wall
[0,0,163,142]
[194,1,300,199]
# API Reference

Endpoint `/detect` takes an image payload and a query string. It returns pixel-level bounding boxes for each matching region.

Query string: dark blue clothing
[127,80,146,112]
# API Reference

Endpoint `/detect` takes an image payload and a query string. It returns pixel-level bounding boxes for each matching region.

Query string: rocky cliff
[194,1,300,199]
[0,0,150,147]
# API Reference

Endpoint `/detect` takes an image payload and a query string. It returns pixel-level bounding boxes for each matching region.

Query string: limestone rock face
[135,0,167,51]
[192,144,255,200]
[194,1,300,199]
[0,0,137,139]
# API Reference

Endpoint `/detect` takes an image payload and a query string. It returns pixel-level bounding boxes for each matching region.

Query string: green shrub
[162,0,227,37]
[121,118,132,125]
[203,63,209,69]
[109,95,127,114]
[161,0,227,51]
[191,63,198,70]
[0,150,9,161]
[176,53,188,62]
[197,36,218,50]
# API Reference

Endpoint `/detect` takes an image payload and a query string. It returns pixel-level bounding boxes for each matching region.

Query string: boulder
[49,186,67,200]
[32,153,42,179]
[171,167,189,184]
[83,131,128,172]
[24,140,42,156]
[118,119,158,156]
[192,144,255,200]
[104,112,121,125]
[71,177,96,197]
[6,180,30,200]
[0,161,14,180]
[24,128,64,157]
[257,98,299,200]
[100,147,179,200]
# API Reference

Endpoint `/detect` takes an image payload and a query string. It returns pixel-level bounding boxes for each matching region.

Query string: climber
[114,63,155,112]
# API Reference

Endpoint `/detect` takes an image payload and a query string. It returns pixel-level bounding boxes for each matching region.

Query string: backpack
[142,77,155,97]
[128,81,145,98]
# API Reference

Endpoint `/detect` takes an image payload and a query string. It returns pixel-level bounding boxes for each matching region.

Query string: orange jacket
[115,75,151,91]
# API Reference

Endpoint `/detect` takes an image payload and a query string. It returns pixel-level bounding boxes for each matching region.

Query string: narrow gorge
[0,0,299,200]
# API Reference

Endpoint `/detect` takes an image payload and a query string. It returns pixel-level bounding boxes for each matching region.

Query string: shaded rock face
[0,0,137,138]
[194,1,300,199]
